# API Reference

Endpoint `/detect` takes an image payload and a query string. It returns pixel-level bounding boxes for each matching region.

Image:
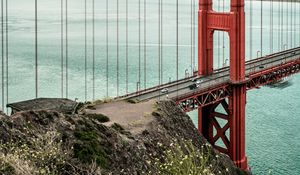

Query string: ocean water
[0,0,299,174]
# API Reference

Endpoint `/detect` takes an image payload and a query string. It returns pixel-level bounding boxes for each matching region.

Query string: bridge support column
[198,0,248,170]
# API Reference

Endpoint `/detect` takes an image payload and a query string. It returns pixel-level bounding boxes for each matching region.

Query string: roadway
[119,47,300,102]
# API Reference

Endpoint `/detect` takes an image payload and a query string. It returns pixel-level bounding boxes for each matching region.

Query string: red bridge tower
[198,0,248,169]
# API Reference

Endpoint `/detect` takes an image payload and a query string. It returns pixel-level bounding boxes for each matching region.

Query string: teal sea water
[0,0,299,174]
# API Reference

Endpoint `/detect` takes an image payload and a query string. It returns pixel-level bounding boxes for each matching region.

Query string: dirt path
[85,100,157,135]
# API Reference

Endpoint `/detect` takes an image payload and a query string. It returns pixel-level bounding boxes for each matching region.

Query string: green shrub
[151,140,217,175]
[86,113,110,123]
[74,130,108,168]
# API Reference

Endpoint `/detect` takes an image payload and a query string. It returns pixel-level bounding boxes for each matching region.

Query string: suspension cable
[117,0,119,96]
[158,0,161,86]
[270,0,273,54]
[5,0,8,113]
[278,0,280,51]
[65,0,68,98]
[92,0,95,100]
[106,0,108,97]
[193,0,196,72]
[35,0,38,98]
[260,0,263,56]
[1,0,4,110]
[138,0,141,90]
[250,0,252,59]
[84,0,87,101]
[290,0,292,48]
[293,2,299,47]
[161,0,163,85]
[144,0,146,89]
[190,0,193,74]
[281,0,283,50]
[176,0,178,96]
[286,0,288,49]
[217,0,220,68]
[125,0,128,93]
[61,0,64,98]
[222,0,225,64]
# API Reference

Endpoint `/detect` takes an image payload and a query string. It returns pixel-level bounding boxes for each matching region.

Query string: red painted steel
[198,0,247,169]
[176,58,300,170]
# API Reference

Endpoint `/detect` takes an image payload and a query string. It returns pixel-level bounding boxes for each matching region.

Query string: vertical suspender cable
[176,0,178,96]
[84,0,87,101]
[286,0,288,48]
[260,0,263,57]
[217,0,220,68]
[193,0,196,71]
[106,0,108,97]
[270,0,273,54]
[61,0,64,98]
[138,0,141,89]
[144,0,146,89]
[161,0,163,84]
[66,0,68,98]
[250,0,252,59]
[117,0,119,96]
[294,0,296,47]
[190,0,193,74]
[290,0,292,48]
[92,0,95,100]
[35,0,38,98]
[280,0,282,50]
[5,0,7,113]
[158,0,160,86]
[125,0,128,93]
[1,0,3,110]
[222,0,225,63]
[278,0,280,51]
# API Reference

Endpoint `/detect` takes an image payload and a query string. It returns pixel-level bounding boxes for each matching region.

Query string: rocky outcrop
[0,100,249,175]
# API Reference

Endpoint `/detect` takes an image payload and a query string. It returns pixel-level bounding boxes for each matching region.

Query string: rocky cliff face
[0,101,249,175]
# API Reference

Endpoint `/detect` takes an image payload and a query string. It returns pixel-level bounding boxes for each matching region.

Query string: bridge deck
[119,47,300,103]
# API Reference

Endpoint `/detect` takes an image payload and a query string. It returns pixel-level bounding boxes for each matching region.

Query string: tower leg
[229,85,248,169]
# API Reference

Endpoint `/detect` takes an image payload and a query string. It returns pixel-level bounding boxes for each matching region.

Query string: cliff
[0,100,249,175]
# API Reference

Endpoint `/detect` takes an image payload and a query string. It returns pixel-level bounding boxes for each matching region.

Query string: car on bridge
[189,79,203,90]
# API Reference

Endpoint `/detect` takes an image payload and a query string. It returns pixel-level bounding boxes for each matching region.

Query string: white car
[160,88,169,94]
